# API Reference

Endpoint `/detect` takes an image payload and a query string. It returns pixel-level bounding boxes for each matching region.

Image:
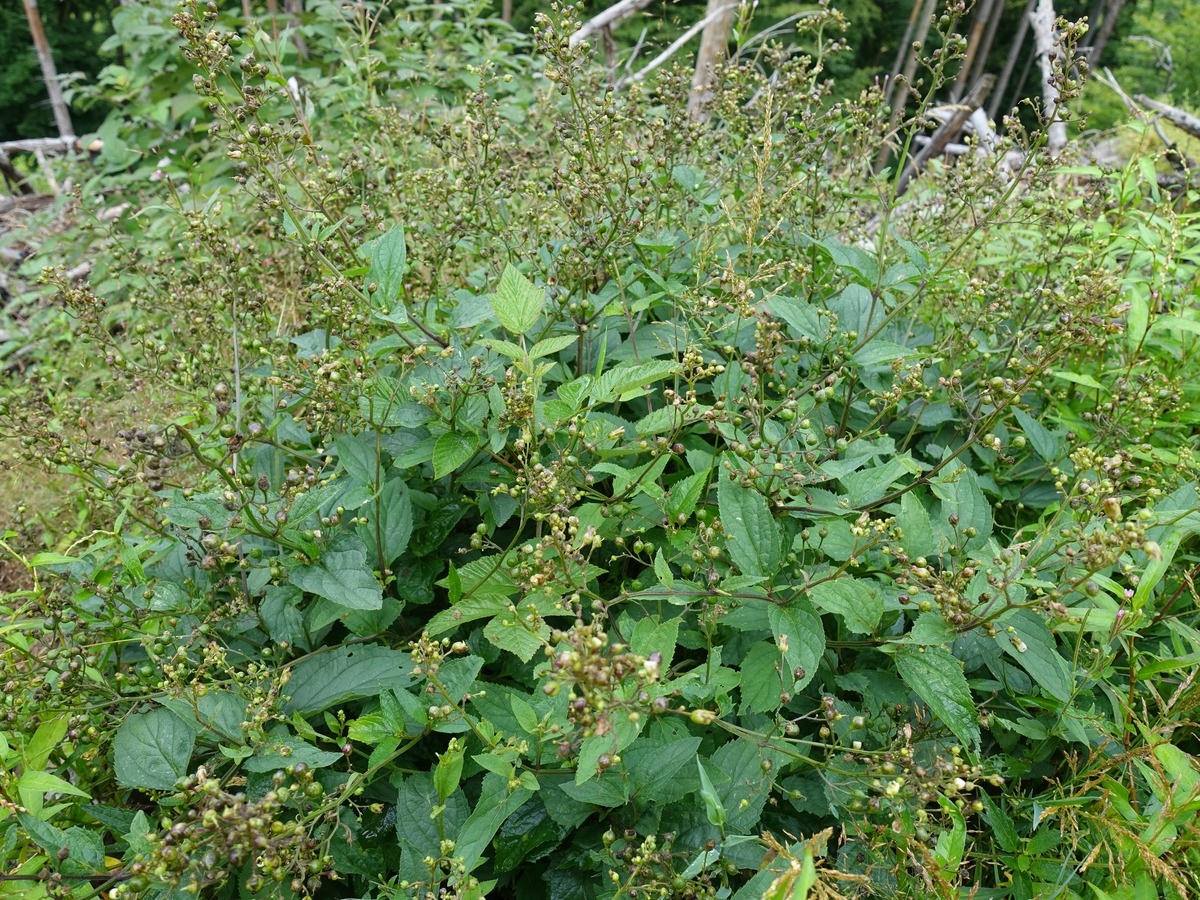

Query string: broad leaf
[719,476,781,578]
[288,535,382,610]
[283,644,415,714]
[809,579,882,634]
[895,645,980,750]
[491,264,544,335]
[363,222,407,306]
[433,431,476,479]
[113,707,197,790]
[767,599,824,691]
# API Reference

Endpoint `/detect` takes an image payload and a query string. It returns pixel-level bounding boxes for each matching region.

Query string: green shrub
[3,2,1200,899]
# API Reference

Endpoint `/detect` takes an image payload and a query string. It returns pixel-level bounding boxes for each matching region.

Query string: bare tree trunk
[688,0,738,121]
[883,0,924,112]
[989,0,1035,120]
[896,74,995,195]
[875,0,938,173]
[502,0,511,23]
[284,0,308,59]
[953,0,998,101]
[1086,0,1125,68]
[21,0,74,139]
[1030,0,1068,154]
[242,0,251,18]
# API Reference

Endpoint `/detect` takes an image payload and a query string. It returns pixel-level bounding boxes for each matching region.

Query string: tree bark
[687,0,738,121]
[502,0,511,23]
[21,0,74,139]
[989,0,1035,120]
[1030,0,1068,154]
[1134,94,1200,140]
[1085,0,1125,68]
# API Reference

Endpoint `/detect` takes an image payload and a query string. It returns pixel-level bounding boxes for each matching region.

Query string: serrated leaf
[113,707,197,790]
[434,432,476,479]
[529,334,578,359]
[666,469,710,520]
[809,580,882,634]
[897,492,935,558]
[719,476,781,578]
[483,614,548,662]
[288,536,382,610]
[739,641,784,714]
[491,264,544,335]
[363,222,407,306]
[767,599,824,690]
[993,609,1072,702]
[283,644,415,714]
[895,645,980,750]
[591,360,678,403]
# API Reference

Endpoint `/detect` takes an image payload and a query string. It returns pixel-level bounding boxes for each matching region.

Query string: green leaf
[993,610,1072,702]
[767,599,824,691]
[491,264,544,335]
[288,536,382,611]
[396,774,470,884]
[283,644,415,714]
[809,580,882,634]
[456,773,535,873]
[529,334,578,359]
[370,477,413,567]
[435,739,466,802]
[719,476,781,578]
[24,715,68,770]
[1013,408,1061,463]
[483,614,548,663]
[244,725,344,772]
[113,707,197,790]
[363,222,407,306]
[895,645,980,751]
[427,593,512,637]
[590,359,678,403]
[433,432,476,479]
[934,468,992,545]
[897,492,935,559]
[696,758,726,827]
[739,641,785,714]
[666,469,711,521]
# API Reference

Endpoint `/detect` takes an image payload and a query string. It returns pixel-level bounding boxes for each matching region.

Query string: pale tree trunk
[1085,0,1125,68]
[875,0,939,173]
[21,0,74,139]
[284,0,308,59]
[502,0,511,23]
[688,0,738,121]
[989,0,1035,120]
[570,0,657,49]
[882,0,924,112]
[1030,0,1067,154]
[952,0,998,101]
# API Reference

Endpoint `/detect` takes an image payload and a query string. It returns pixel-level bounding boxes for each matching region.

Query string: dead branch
[1134,95,1200,141]
[688,0,739,121]
[624,3,737,86]
[570,0,657,49]
[0,137,82,155]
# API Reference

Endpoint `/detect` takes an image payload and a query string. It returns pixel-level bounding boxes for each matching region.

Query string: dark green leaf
[113,707,197,790]
[283,644,415,714]
[809,579,883,634]
[895,645,980,750]
[433,431,476,479]
[363,222,407,306]
[288,535,382,611]
[719,475,781,578]
[767,598,824,691]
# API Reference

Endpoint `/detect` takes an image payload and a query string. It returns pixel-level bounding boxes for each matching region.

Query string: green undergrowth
[3,2,1200,899]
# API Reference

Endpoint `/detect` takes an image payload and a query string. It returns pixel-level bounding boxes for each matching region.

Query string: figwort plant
[2,1,1200,899]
